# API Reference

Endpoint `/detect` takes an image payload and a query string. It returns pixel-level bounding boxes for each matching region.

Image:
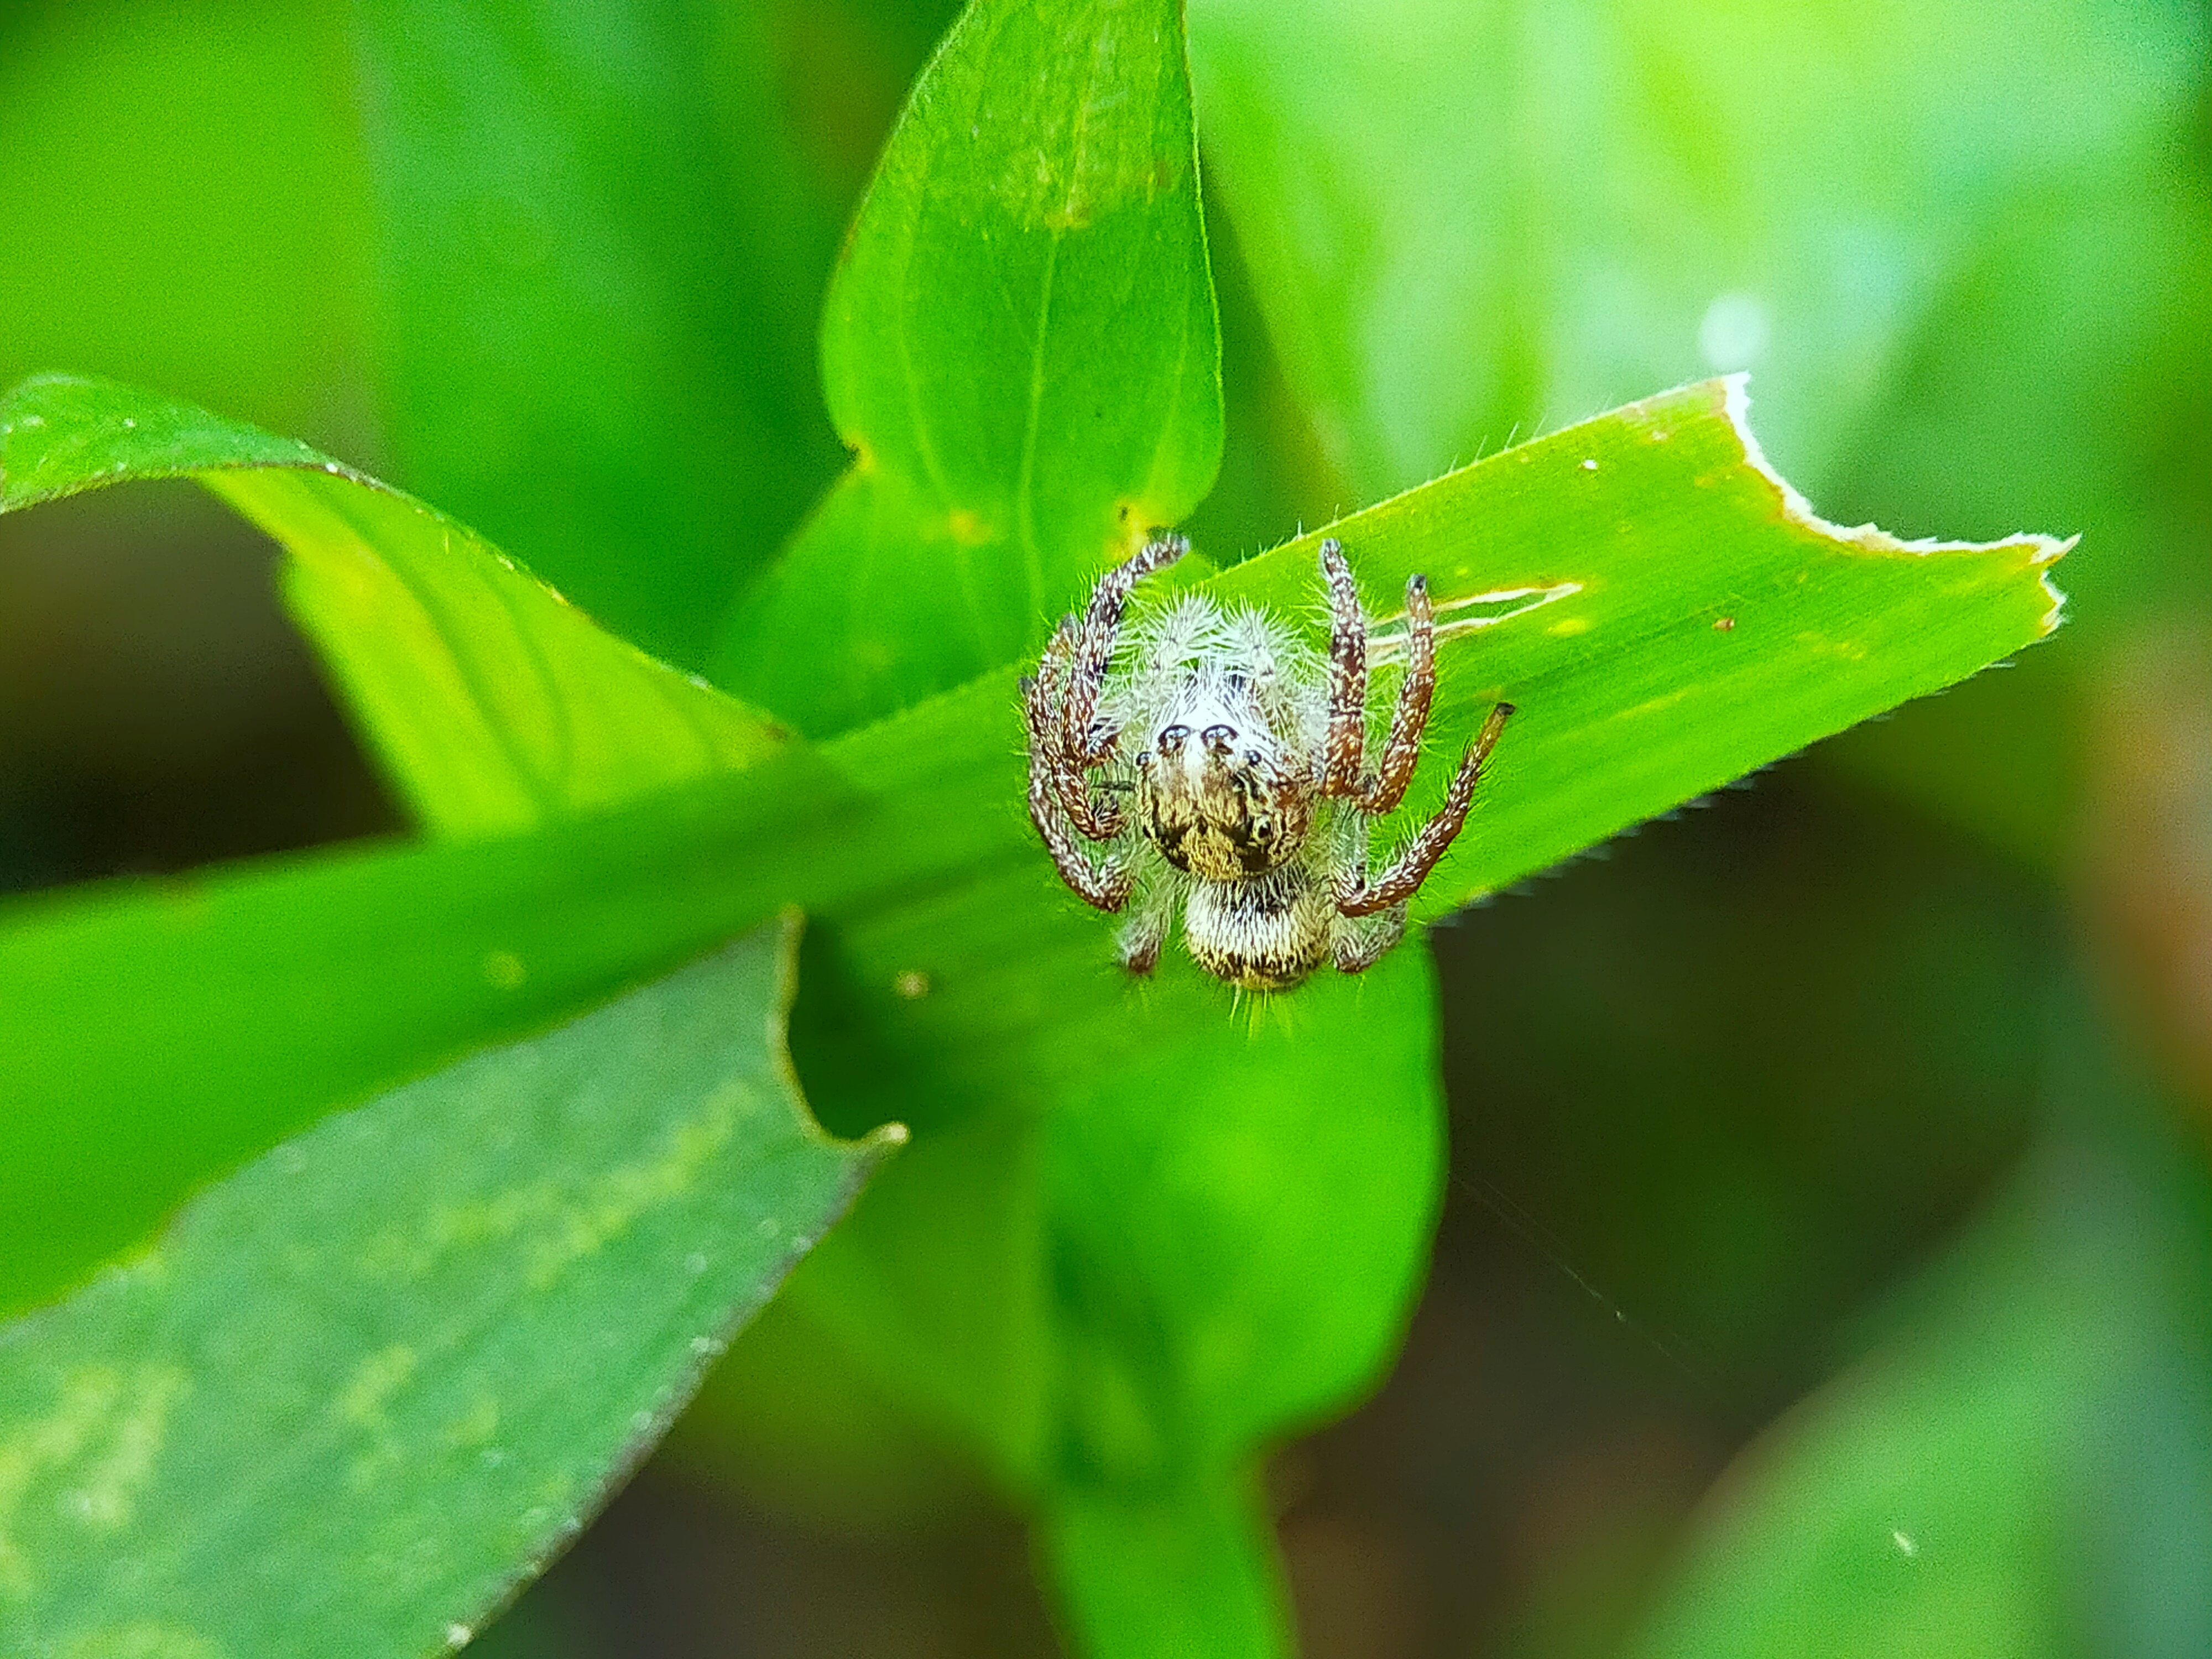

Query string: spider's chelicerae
[1022,534,1514,990]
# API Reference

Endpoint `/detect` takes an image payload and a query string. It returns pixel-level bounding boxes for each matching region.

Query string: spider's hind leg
[1319,537,1369,794]
[1331,902,1406,973]
[1358,572,1438,815]
[1115,869,1182,975]
[1337,700,1514,917]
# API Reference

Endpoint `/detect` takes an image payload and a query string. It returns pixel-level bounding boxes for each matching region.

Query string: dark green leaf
[0,915,899,1656]
[356,0,844,666]
[713,0,1224,735]
[1046,942,1441,1486]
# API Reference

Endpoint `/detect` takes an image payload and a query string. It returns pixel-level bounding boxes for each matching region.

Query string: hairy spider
[1021,533,1514,990]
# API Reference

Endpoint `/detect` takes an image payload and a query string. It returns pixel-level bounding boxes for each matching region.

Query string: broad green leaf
[0,374,783,837]
[356,0,843,666]
[0,378,2065,1648]
[0,915,900,1657]
[0,377,2058,1323]
[1047,942,1441,1486]
[1186,0,2202,502]
[1627,1121,2212,1659]
[713,0,1224,735]
[727,933,1439,1505]
[1204,379,2067,914]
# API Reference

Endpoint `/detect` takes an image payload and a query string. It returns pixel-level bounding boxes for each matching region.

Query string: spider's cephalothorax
[1022,534,1514,990]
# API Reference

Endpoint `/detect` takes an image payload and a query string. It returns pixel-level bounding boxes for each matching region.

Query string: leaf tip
[2036,550,2074,638]
[1725,376,2079,603]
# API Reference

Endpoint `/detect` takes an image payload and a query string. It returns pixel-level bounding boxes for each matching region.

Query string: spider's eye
[1201,723,1237,754]
[1159,724,1191,752]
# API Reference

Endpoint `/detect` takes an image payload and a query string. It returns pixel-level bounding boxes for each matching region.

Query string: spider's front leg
[1337,700,1515,917]
[1359,572,1438,815]
[1024,669,1134,912]
[1030,617,1125,841]
[1045,534,1189,835]
[1060,534,1190,764]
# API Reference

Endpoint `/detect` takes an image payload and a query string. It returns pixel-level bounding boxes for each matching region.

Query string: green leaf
[1626,1126,2212,1659]
[730,931,1439,1509]
[713,0,1224,735]
[1042,1478,1292,1659]
[1187,0,2203,502]
[1046,943,1441,1486]
[1204,379,2067,916]
[0,374,784,837]
[0,914,900,1656]
[1181,0,2208,872]
[1,377,2065,1645]
[356,0,844,666]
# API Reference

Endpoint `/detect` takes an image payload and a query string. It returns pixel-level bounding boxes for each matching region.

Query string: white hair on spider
[1021,534,1514,990]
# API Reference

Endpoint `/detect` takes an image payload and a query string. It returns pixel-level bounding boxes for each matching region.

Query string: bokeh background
[4,1,2210,1653]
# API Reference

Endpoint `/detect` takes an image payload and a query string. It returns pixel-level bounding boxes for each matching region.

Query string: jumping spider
[1022,534,1514,990]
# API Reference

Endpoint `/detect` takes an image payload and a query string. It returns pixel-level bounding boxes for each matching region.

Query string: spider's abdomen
[1182,865,1334,991]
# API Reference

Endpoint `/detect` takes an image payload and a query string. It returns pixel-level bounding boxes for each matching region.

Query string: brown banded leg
[1331,903,1406,973]
[1026,743,1133,912]
[1337,700,1514,917]
[1357,574,1436,814]
[1049,535,1187,835]
[1061,534,1190,767]
[1029,615,1128,840]
[1319,537,1368,794]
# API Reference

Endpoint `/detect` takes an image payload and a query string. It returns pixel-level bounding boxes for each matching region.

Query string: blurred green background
[4,1,2210,1654]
